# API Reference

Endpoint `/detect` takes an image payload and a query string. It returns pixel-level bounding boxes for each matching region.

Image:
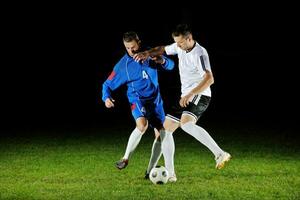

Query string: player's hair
[123,31,140,42]
[172,24,192,38]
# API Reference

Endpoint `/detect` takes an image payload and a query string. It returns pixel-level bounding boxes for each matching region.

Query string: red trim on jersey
[108,71,116,80]
[131,103,136,110]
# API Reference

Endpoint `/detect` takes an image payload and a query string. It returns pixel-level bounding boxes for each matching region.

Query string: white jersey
[165,42,212,97]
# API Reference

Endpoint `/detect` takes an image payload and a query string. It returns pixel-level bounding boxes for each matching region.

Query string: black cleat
[115,159,128,170]
[144,171,149,179]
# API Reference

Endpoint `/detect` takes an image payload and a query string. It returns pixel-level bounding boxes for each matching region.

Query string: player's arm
[180,70,214,107]
[102,63,126,108]
[190,70,214,95]
[133,46,166,62]
[102,82,115,108]
[150,55,174,70]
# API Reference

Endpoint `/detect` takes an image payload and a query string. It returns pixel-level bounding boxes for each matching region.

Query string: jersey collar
[186,41,196,53]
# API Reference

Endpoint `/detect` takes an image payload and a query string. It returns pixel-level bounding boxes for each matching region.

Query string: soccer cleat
[144,171,149,179]
[168,174,177,182]
[215,152,231,169]
[115,159,128,170]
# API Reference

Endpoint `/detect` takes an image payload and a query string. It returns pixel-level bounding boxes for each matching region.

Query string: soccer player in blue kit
[102,31,174,170]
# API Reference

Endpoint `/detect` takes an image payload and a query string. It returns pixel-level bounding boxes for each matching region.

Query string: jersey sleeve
[164,43,178,55]
[160,55,175,70]
[101,61,126,102]
[200,48,212,72]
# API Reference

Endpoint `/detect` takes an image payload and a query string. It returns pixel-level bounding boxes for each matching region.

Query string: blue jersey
[102,53,174,127]
[102,53,174,104]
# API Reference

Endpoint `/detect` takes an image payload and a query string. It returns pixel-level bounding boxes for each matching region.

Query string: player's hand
[133,51,149,63]
[150,56,165,64]
[179,93,194,107]
[105,98,115,108]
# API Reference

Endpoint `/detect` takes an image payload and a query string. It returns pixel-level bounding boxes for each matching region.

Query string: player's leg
[145,96,178,181]
[116,117,148,169]
[123,117,148,159]
[144,97,166,177]
[161,117,179,182]
[181,117,231,169]
[180,95,231,169]
[145,119,179,180]
[159,99,182,182]
[116,101,148,170]
[145,128,162,179]
[181,114,225,157]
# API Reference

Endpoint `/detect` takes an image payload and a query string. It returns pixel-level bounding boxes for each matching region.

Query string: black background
[2,3,299,132]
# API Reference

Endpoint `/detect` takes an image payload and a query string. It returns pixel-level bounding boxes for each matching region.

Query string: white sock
[146,139,162,173]
[160,129,175,176]
[123,127,143,160]
[181,122,223,157]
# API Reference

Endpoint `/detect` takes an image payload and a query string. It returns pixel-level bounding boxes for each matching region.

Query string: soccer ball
[149,166,169,184]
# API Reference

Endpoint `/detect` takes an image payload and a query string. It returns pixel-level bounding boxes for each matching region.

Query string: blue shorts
[129,95,165,129]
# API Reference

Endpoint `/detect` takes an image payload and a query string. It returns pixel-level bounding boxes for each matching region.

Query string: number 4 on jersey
[142,70,149,79]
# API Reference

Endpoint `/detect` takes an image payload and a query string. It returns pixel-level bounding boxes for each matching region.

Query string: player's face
[124,40,140,56]
[173,35,191,51]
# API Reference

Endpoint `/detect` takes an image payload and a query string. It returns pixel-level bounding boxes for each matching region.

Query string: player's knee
[136,123,148,134]
[180,121,187,127]
[180,120,194,130]
[135,117,148,133]
[180,114,196,128]
[154,128,160,138]
[164,119,179,132]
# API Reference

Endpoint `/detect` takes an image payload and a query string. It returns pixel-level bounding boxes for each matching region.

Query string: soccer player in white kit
[134,24,231,182]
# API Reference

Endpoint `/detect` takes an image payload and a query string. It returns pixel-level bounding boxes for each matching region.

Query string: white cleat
[168,174,177,182]
[215,152,231,169]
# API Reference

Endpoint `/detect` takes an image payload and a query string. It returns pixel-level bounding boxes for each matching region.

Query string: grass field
[0,122,299,200]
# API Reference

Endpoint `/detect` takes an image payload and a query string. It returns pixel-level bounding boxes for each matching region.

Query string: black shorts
[166,95,211,122]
